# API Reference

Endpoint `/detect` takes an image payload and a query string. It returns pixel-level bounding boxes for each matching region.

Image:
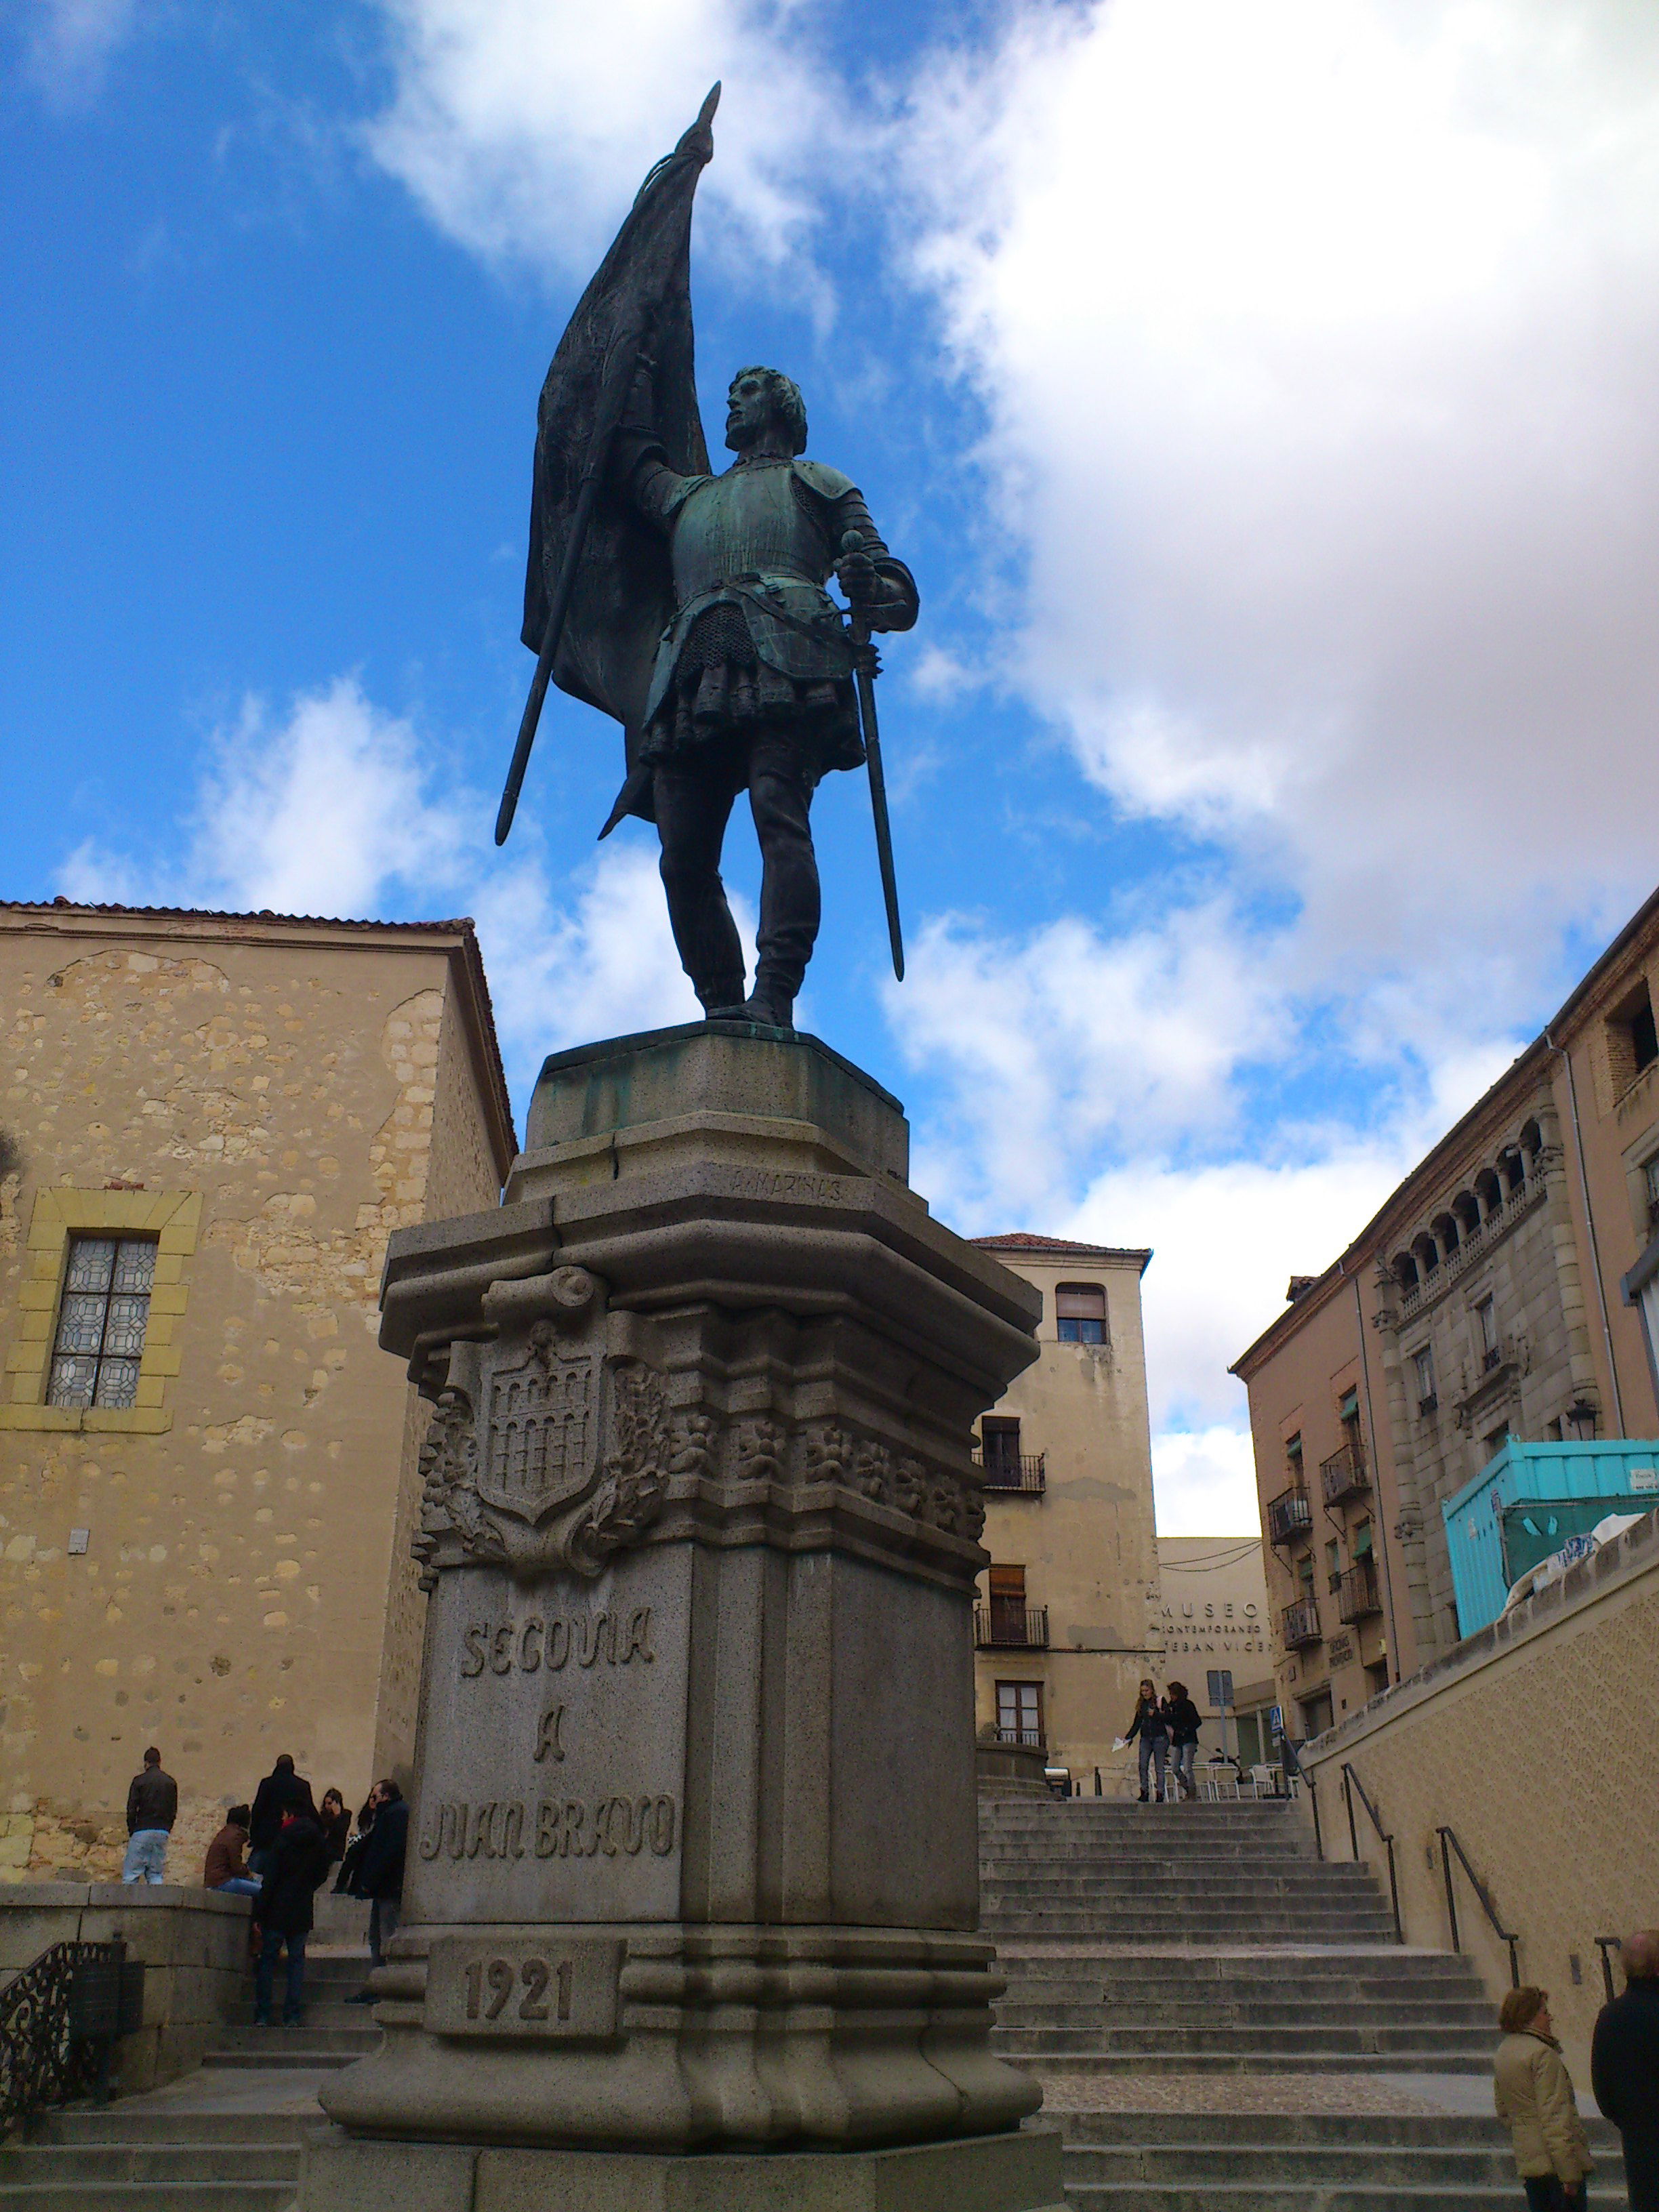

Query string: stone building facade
[1231,882,1659,1739]
[1152,1536,1275,1765]
[968,1234,1162,1786]
[0,901,513,1883]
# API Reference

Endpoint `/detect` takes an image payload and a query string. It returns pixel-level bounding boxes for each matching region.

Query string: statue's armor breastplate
[670,463,825,602]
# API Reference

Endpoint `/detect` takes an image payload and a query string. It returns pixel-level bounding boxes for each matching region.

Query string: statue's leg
[653,757,746,1014]
[745,731,819,1030]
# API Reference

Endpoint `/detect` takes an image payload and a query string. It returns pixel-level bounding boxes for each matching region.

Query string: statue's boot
[743,963,798,1031]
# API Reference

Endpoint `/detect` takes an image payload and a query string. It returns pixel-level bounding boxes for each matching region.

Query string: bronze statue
[495,88,915,1033]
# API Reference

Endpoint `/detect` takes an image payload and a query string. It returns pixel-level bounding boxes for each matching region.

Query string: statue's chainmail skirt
[640,601,862,774]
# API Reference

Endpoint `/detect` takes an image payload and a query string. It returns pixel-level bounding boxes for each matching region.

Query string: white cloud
[24,0,139,99]
[365,0,851,283]
[1151,1427,1263,1539]
[903,0,1659,1015]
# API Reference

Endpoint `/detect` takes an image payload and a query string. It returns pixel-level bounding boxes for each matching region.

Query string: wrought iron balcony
[972,1448,1046,1494]
[1319,1446,1370,1507]
[974,1603,1049,1650]
[989,1724,1045,1750]
[1282,1596,1322,1648]
[1267,1486,1314,1546]
[1336,1560,1382,1623]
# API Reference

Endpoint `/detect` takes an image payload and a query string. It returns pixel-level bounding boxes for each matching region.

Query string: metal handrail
[1595,1935,1622,2005]
[0,1939,129,2137]
[1437,1825,1519,1986]
[1341,1763,1401,1941]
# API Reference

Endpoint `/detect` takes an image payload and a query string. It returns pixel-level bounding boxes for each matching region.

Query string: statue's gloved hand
[834,544,880,604]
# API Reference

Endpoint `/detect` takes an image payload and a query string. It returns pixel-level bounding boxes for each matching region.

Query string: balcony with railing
[972,1448,1046,1495]
[1319,1445,1370,1507]
[1267,1486,1314,1545]
[1336,1559,1382,1622]
[974,1602,1049,1650]
[1282,1595,1322,1648]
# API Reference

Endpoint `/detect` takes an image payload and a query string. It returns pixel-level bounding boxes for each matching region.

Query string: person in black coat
[252,1809,332,2026]
[1164,1682,1204,1801]
[247,1754,312,1877]
[1591,1929,1659,2211]
[344,1780,409,2004]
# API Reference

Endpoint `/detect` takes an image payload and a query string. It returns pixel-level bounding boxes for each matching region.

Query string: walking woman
[1164,1681,1203,1801]
[1494,1985,1595,2210]
[1124,1679,1170,1803]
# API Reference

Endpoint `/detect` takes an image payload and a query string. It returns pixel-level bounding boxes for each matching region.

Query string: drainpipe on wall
[1544,1027,1627,1437]
[1352,1269,1403,1684]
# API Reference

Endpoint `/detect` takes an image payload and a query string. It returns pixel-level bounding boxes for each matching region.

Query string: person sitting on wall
[121,1746,177,1885]
[203,1804,262,1898]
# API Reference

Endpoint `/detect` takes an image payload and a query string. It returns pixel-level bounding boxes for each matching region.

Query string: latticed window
[47,1236,156,1409]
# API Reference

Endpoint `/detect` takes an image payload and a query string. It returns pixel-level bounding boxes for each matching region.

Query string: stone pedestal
[301,1021,1048,2203]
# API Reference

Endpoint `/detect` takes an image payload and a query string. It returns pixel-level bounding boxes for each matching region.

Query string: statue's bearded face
[724,370,781,453]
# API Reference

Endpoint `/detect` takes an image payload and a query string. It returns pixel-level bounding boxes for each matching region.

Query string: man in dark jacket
[1591,1928,1659,2211]
[252,1809,332,2026]
[121,1746,178,1885]
[344,1780,408,2004]
[247,1753,310,1877]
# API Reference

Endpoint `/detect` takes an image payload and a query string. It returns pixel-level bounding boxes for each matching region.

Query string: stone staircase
[980,1794,1624,2207]
[0,1926,373,2207]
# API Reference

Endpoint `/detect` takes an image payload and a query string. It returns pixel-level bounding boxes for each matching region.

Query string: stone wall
[0,910,510,1880]
[0,1882,250,2091]
[1298,1507,1659,2080]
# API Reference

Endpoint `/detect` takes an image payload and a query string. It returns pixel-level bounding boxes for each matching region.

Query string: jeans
[1172,1741,1197,1797]
[247,1846,273,1878]
[1138,1735,1168,1799]
[122,1828,169,1884]
[214,1876,264,1897]
[1523,2178,1587,2211]
[254,1929,306,2025]
[653,731,820,1012]
[369,1897,399,1972]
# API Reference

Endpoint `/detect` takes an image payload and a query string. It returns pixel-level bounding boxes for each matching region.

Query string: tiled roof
[1,897,516,1170]
[973,1231,1152,1267]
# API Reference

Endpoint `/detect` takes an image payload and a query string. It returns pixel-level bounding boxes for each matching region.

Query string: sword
[840,530,905,982]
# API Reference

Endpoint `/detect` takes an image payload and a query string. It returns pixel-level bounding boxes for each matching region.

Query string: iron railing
[1282,1596,1322,1647]
[974,1603,1049,1650]
[989,1725,1046,1750]
[0,1940,135,2137]
[972,1450,1046,1494]
[1319,1446,1370,1505]
[1267,1487,1313,1545]
[1337,1559,1383,1622]
[1437,1825,1519,1986]
[1340,1763,1401,1941]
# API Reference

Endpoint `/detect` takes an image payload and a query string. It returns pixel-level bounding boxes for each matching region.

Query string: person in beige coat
[1494,1984,1595,2210]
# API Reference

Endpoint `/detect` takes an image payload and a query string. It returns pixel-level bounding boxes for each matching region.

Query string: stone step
[1003,1965,1482,1992]
[1062,2186,1589,2211]
[1061,2144,1626,2188]
[1059,2114,1619,2145]
[0,2146,300,2185]
[979,1870,1378,1891]
[983,1917,1399,1940]
[995,2022,1501,2056]
[34,2114,313,2147]
[0,2186,295,2209]
[209,2024,378,2055]
[995,1999,1494,2028]
[1015,2047,1496,2075]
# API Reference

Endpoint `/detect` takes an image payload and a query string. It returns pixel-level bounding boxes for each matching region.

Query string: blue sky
[9,0,1659,1531]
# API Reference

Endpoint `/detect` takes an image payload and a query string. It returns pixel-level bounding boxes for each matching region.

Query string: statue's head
[725,365,807,457]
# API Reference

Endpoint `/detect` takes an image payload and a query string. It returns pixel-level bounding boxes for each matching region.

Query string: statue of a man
[608,365,918,1030]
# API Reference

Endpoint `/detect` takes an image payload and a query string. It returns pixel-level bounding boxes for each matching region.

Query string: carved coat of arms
[413,1266,672,1583]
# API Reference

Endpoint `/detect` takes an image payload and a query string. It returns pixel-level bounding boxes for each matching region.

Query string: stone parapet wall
[0,1881,249,2092]
[1299,1507,1659,2078]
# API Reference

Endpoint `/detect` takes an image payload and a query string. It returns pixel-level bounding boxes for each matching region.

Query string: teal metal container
[1441,1439,1659,1635]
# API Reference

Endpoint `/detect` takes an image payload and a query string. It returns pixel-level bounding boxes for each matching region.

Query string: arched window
[1431,1209,1460,1257]
[1452,1192,1480,1238]
[1393,1252,1420,1292]
[1055,1282,1107,1345]
[1519,1119,1543,1164]
[1413,1231,1440,1277]
[1498,1145,1525,1197]
[1474,1168,1502,1219]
